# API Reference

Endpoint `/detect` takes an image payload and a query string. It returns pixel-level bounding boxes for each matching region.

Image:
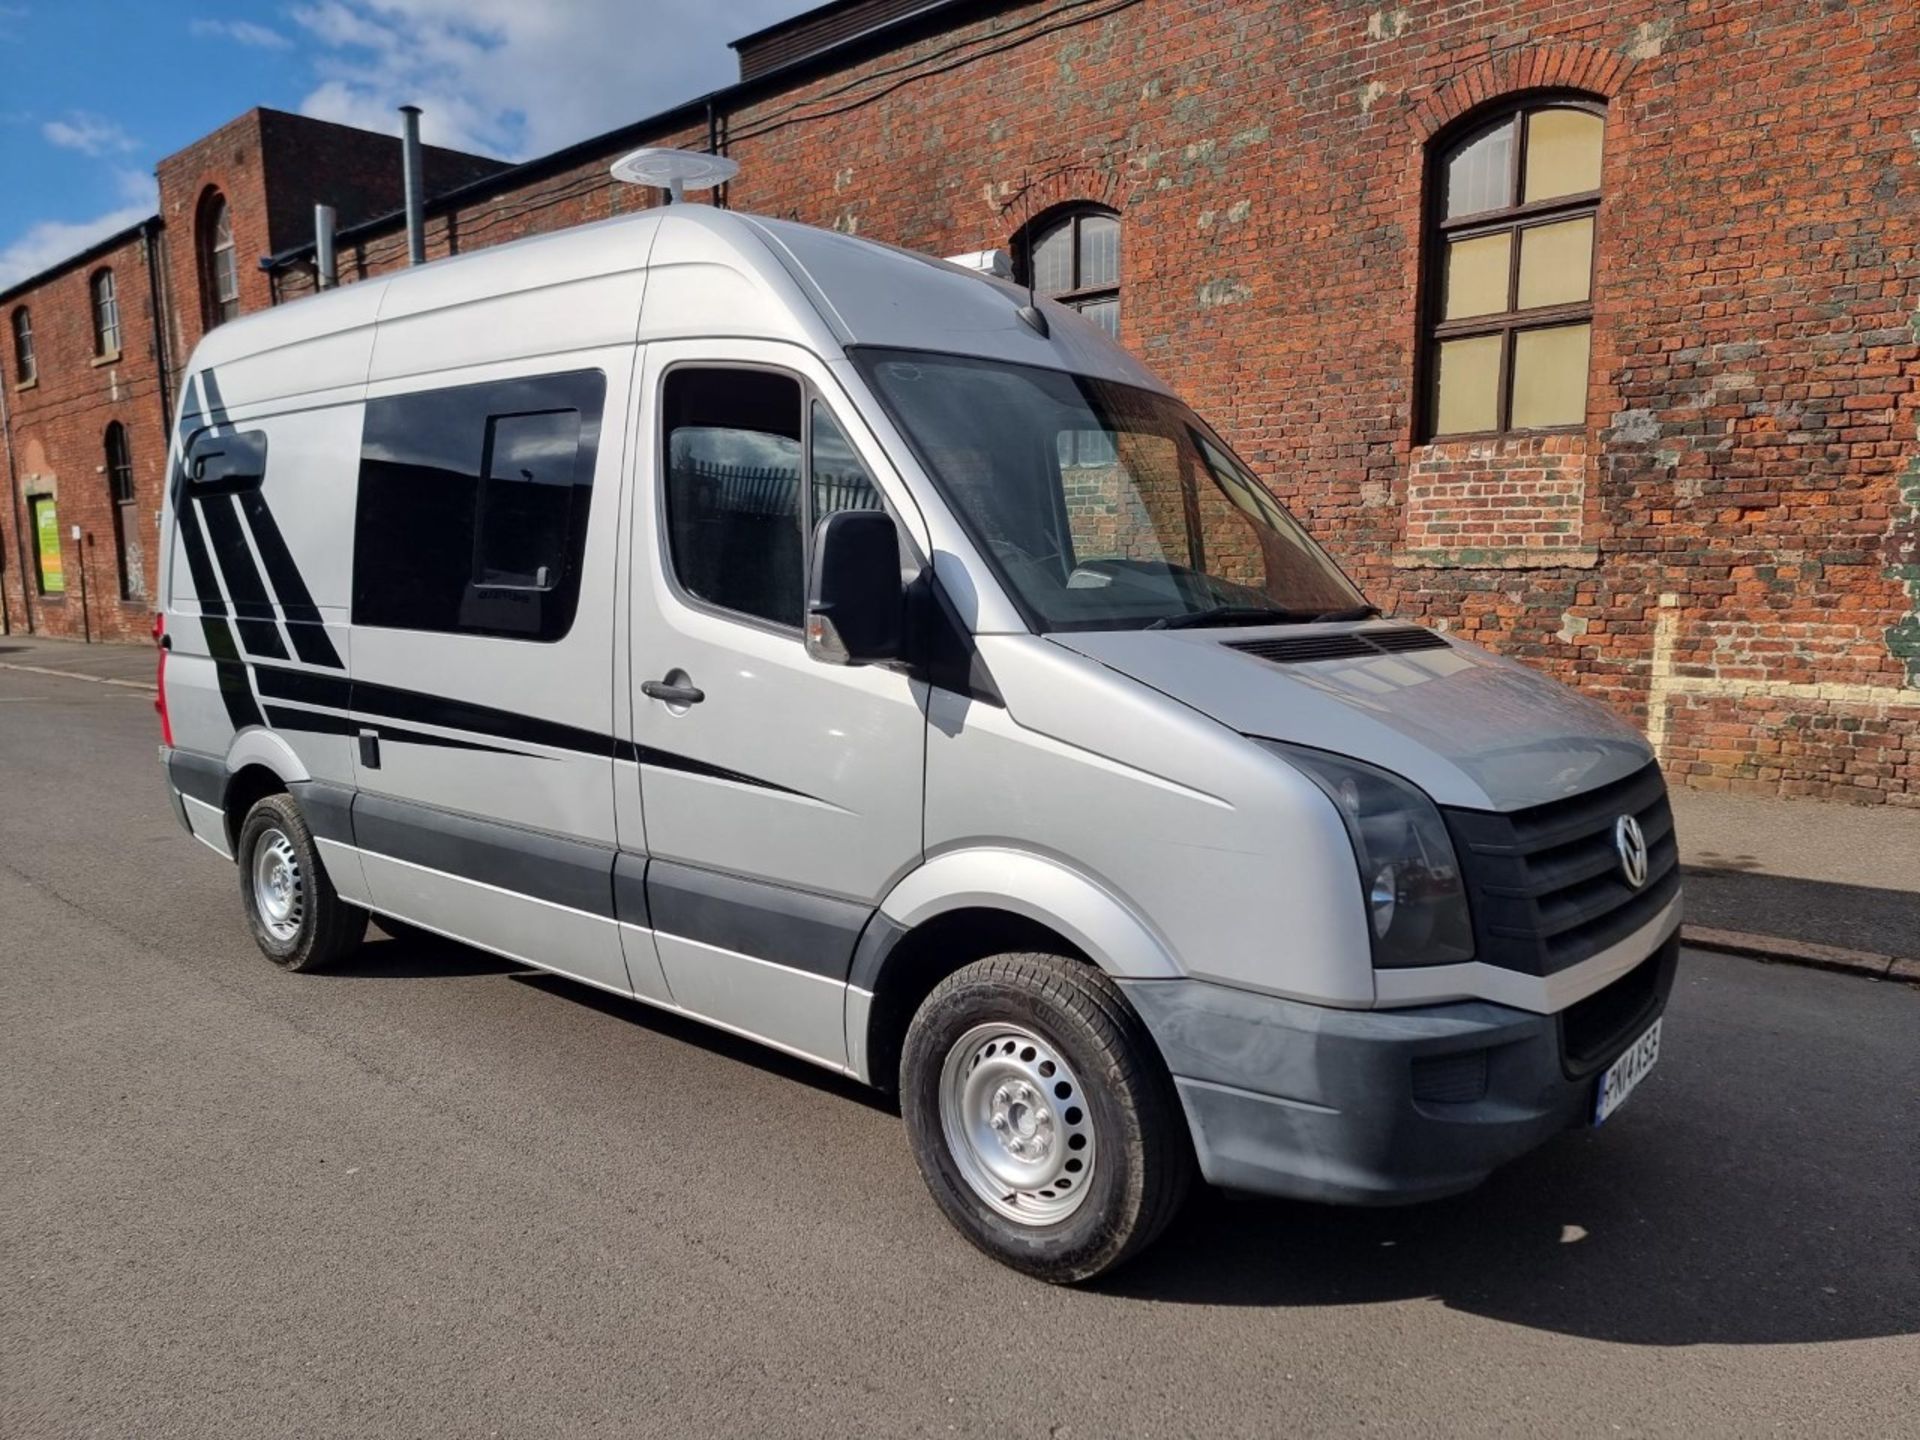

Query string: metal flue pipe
[399,105,426,265]
[314,204,338,289]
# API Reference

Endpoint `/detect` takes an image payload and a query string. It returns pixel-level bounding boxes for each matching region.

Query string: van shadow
[325,925,530,980]
[338,927,1913,1347]
[1101,1092,1918,1347]
[510,970,895,1112]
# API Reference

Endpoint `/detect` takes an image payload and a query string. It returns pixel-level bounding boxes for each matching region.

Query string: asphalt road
[3,664,1916,1438]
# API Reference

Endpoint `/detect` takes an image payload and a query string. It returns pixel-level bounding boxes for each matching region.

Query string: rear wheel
[236,793,365,972]
[900,953,1192,1283]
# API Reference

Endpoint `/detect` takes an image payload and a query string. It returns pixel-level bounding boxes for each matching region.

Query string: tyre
[235,792,366,973]
[900,953,1192,1283]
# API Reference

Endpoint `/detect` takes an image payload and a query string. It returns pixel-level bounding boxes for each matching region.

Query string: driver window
[662,370,892,631]
[663,367,805,628]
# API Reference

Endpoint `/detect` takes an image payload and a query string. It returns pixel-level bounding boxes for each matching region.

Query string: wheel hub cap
[939,1023,1096,1226]
[252,828,305,943]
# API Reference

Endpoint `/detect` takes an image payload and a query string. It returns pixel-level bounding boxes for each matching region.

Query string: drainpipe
[140,215,172,620]
[142,217,172,456]
[400,105,426,266]
[0,357,31,633]
[315,205,339,290]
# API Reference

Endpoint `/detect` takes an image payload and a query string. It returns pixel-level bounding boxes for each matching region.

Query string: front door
[625,340,928,1068]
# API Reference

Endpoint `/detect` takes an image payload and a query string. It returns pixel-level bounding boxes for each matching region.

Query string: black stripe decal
[175,497,264,729]
[249,663,817,799]
[200,495,289,660]
[648,859,870,981]
[264,704,530,758]
[353,794,617,919]
[356,675,618,758]
[174,492,227,618]
[253,664,352,710]
[204,616,266,729]
[623,742,817,800]
[237,491,344,670]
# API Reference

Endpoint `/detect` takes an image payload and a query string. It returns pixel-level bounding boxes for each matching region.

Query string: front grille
[1227,626,1451,666]
[1442,761,1680,976]
[1561,936,1680,1076]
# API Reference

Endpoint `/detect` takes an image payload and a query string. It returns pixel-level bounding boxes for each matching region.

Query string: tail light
[153,611,173,747]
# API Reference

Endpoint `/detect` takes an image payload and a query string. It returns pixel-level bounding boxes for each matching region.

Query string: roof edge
[0,216,158,309]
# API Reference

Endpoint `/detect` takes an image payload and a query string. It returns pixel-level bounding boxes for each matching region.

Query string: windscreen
[853,349,1365,632]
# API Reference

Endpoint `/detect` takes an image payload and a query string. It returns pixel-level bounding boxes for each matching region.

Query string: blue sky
[0,0,811,287]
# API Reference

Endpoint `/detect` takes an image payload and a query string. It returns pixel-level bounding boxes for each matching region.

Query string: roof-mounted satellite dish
[610,147,740,203]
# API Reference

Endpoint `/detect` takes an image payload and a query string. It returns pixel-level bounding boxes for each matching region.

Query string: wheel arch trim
[876,848,1183,982]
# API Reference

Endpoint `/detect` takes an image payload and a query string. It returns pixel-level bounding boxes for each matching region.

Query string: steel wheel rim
[938,1022,1096,1226]
[252,828,304,943]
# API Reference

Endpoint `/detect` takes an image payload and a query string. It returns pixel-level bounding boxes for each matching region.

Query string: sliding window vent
[1226,627,1451,666]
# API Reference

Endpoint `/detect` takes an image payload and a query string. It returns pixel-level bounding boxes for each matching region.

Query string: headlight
[1259,742,1475,968]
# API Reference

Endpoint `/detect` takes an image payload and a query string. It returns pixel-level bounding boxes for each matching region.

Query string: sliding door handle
[642,678,705,706]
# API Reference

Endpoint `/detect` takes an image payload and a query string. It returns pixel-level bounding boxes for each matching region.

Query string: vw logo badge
[1614,814,1649,889]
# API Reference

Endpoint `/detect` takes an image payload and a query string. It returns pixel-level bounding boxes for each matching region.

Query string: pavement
[3,656,1918,1437]
[5,631,1915,975]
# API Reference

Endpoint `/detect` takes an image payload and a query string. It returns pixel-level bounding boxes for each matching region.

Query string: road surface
[3,662,1915,1437]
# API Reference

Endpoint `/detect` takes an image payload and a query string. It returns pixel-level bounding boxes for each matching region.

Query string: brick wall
[8,3,1916,801]
[0,109,505,643]
[1,227,167,642]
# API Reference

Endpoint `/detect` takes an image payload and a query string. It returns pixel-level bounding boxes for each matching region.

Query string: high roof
[186,206,1166,413]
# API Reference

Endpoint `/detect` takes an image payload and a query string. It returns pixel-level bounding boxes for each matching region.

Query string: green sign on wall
[31,495,64,594]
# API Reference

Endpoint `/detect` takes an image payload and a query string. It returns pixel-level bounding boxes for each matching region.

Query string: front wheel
[900,953,1192,1283]
[236,793,366,972]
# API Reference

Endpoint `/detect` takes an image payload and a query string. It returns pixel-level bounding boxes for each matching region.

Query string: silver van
[156,186,1678,1282]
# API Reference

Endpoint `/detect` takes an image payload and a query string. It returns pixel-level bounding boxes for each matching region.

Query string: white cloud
[42,111,139,157]
[289,0,810,160]
[0,203,151,289]
[190,17,293,49]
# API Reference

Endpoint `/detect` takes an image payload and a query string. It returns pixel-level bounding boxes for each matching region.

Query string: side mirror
[806,509,903,665]
[187,429,268,493]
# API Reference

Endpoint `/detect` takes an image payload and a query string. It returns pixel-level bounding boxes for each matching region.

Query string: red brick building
[4,0,1916,802]
[0,110,503,643]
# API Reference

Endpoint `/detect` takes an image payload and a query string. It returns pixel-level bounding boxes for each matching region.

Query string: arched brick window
[10,306,33,384]
[200,192,240,328]
[1423,97,1605,437]
[104,420,140,600]
[1015,204,1120,338]
[90,268,121,357]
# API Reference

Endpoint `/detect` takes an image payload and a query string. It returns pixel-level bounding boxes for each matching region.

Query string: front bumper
[1121,936,1679,1205]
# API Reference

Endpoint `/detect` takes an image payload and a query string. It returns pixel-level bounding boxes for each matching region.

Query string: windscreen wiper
[1147,602,1381,631]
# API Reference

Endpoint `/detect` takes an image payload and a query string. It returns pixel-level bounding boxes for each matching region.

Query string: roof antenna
[1013,169,1049,337]
[610,147,740,204]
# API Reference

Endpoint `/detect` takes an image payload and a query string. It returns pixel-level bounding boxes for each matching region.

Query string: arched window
[10,306,33,384]
[1016,205,1120,338]
[104,421,140,600]
[201,193,239,327]
[1424,98,1605,437]
[90,268,121,357]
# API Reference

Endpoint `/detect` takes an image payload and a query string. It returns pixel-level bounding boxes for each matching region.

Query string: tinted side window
[354,370,604,641]
[663,368,804,628]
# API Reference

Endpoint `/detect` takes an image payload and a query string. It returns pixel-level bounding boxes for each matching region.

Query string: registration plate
[1592,1017,1662,1125]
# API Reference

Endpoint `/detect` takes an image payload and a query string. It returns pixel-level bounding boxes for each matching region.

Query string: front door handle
[642,678,705,706]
